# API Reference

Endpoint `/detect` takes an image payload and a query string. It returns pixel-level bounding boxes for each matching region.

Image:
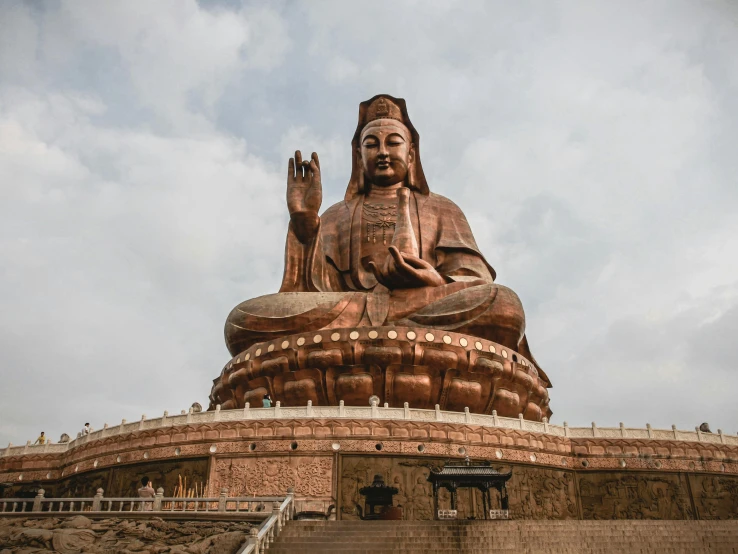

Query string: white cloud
[1,0,737,444]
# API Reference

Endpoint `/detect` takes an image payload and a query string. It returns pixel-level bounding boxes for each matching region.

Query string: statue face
[359,120,415,187]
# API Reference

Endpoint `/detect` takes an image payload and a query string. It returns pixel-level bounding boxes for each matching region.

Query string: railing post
[274,401,281,417]
[287,487,295,520]
[339,400,345,417]
[435,404,442,421]
[139,414,146,430]
[162,411,168,426]
[591,421,599,437]
[672,424,678,439]
[371,399,378,418]
[307,400,313,417]
[564,421,570,437]
[646,423,653,439]
[696,426,702,442]
[186,408,193,424]
[153,487,164,511]
[542,417,549,433]
[32,489,45,512]
[519,414,525,430]
[214,404,222,421]
[247,527,260,554]
[492,410,499,426]
[272,501,282,533]
[620,422,626,438]
[244,402,251,419]
[464,407,471,423]
[404,402,410,420]
[719,429,725,444]
[92,488,104,511]
[218,488,228,512]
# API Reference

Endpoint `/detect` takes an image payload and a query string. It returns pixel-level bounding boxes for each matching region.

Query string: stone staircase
[268,520,738,554]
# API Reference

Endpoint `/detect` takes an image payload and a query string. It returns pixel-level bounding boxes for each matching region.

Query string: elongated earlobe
[358,167,365,193]
[407,146,417,190]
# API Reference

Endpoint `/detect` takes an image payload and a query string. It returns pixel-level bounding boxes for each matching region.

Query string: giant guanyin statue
[209,95,552,420]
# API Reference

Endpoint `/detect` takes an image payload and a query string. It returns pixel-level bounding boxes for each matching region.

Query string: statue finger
[368,262,388,287]
[288,157,295,180]
[309,158,321,182]
[311,152,320,170]
[401,253,433,271]
[295,151,303,178]
[388,246,416,277]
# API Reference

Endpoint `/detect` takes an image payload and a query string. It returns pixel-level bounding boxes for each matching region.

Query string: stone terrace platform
[2,406,737,520]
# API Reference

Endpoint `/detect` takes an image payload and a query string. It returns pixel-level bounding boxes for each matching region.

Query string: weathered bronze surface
[211,95,551,419]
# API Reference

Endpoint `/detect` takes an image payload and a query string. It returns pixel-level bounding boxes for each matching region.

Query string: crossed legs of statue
[224,281,526,357]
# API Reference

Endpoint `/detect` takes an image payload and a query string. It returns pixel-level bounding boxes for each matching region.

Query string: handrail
[238,492,295,554]
[3,404,736,457]
[0,487,289,517]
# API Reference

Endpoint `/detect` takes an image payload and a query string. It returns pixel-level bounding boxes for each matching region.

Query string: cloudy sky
[1,0,737,446]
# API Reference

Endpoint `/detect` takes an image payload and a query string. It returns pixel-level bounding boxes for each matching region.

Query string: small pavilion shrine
[427,458,512,520]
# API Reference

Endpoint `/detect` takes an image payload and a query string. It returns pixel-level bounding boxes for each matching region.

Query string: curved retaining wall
[2,406,737,520]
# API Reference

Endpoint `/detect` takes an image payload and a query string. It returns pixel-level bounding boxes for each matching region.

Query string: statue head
[346,94,428,200]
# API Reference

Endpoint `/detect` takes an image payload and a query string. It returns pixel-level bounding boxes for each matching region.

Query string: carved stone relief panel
[507,467,578,520]
[108,458,209,497]
[340,456,576,521]
[55,468,110,498]
[340,456,442,520]
[212,456,333,497]
[579,472,693,520]
[689,474,738,520]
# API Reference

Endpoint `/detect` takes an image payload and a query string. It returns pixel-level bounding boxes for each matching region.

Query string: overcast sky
[1,0,737,446]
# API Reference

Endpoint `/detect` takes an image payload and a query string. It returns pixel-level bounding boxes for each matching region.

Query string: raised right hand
[287,150,322,217]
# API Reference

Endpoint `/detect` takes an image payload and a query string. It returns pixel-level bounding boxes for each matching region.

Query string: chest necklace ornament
[362,201,398,244]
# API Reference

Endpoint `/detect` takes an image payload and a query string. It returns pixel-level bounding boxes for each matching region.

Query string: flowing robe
[225,190,541,376]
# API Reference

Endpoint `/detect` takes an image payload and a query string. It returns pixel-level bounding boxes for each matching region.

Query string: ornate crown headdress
[364,97,404,125]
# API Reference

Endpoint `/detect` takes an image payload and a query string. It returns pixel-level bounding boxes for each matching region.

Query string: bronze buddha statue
[210,95,552,420]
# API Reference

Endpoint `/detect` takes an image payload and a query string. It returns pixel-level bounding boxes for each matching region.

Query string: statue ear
[407,144,417,190]
[356,148,367,193]
[358,169,365,193]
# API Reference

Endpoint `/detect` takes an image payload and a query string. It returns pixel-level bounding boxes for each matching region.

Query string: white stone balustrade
[2,404,736,458]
